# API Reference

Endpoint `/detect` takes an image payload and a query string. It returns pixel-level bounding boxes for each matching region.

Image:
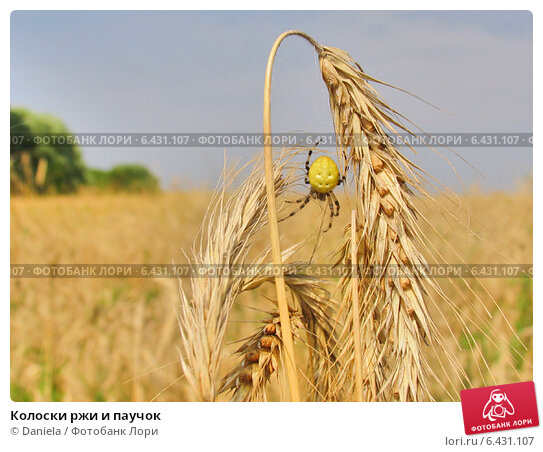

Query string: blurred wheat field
[10,187,532,401]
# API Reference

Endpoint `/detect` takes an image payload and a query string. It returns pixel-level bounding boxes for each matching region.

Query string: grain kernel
[371,154,384,172]
[239,368,253,384]
[378,186,389,196]
[245,350,260,363]
[260,335,274,349]
[382,201,395,216]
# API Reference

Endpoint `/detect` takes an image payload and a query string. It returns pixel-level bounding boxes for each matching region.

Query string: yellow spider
[285,143,345,231]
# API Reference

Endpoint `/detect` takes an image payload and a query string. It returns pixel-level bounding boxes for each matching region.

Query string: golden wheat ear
[177,152,297,401]
[317,45,444,401]
[316,43,527,401]
[240,266,343,401]
[219,311,303,402]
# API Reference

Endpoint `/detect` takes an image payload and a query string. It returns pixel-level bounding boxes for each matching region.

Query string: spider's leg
[305,138,321,174]
[305,149,312,174]
[285,195,309,204]
[323,193,334,232]
[279,193,311,222]
[330,190,340,217]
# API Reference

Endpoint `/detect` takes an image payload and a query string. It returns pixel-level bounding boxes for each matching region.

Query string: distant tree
[85,168,111,191]
[86,164,159,193]
[10,107,87,194]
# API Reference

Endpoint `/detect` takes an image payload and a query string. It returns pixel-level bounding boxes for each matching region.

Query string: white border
[3,3,538,451]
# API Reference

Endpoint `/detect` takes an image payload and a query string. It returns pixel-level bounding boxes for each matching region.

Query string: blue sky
[10,10,532,191]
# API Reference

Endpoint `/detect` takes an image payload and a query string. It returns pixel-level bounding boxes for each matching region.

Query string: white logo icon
[483,389,515,421]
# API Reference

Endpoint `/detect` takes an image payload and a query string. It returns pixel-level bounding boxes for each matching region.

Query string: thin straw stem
[263,30,319,401]
[350,210,364,401]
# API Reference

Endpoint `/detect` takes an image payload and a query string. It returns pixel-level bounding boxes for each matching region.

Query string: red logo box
[460,381,539,435]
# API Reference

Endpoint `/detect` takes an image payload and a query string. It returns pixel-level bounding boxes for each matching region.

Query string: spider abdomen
[308,156,340,193]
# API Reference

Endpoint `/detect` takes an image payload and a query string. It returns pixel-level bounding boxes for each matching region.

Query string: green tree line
[10,107,159,194]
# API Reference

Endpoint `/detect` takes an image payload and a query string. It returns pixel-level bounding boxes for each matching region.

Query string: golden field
[10,187,533,401]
